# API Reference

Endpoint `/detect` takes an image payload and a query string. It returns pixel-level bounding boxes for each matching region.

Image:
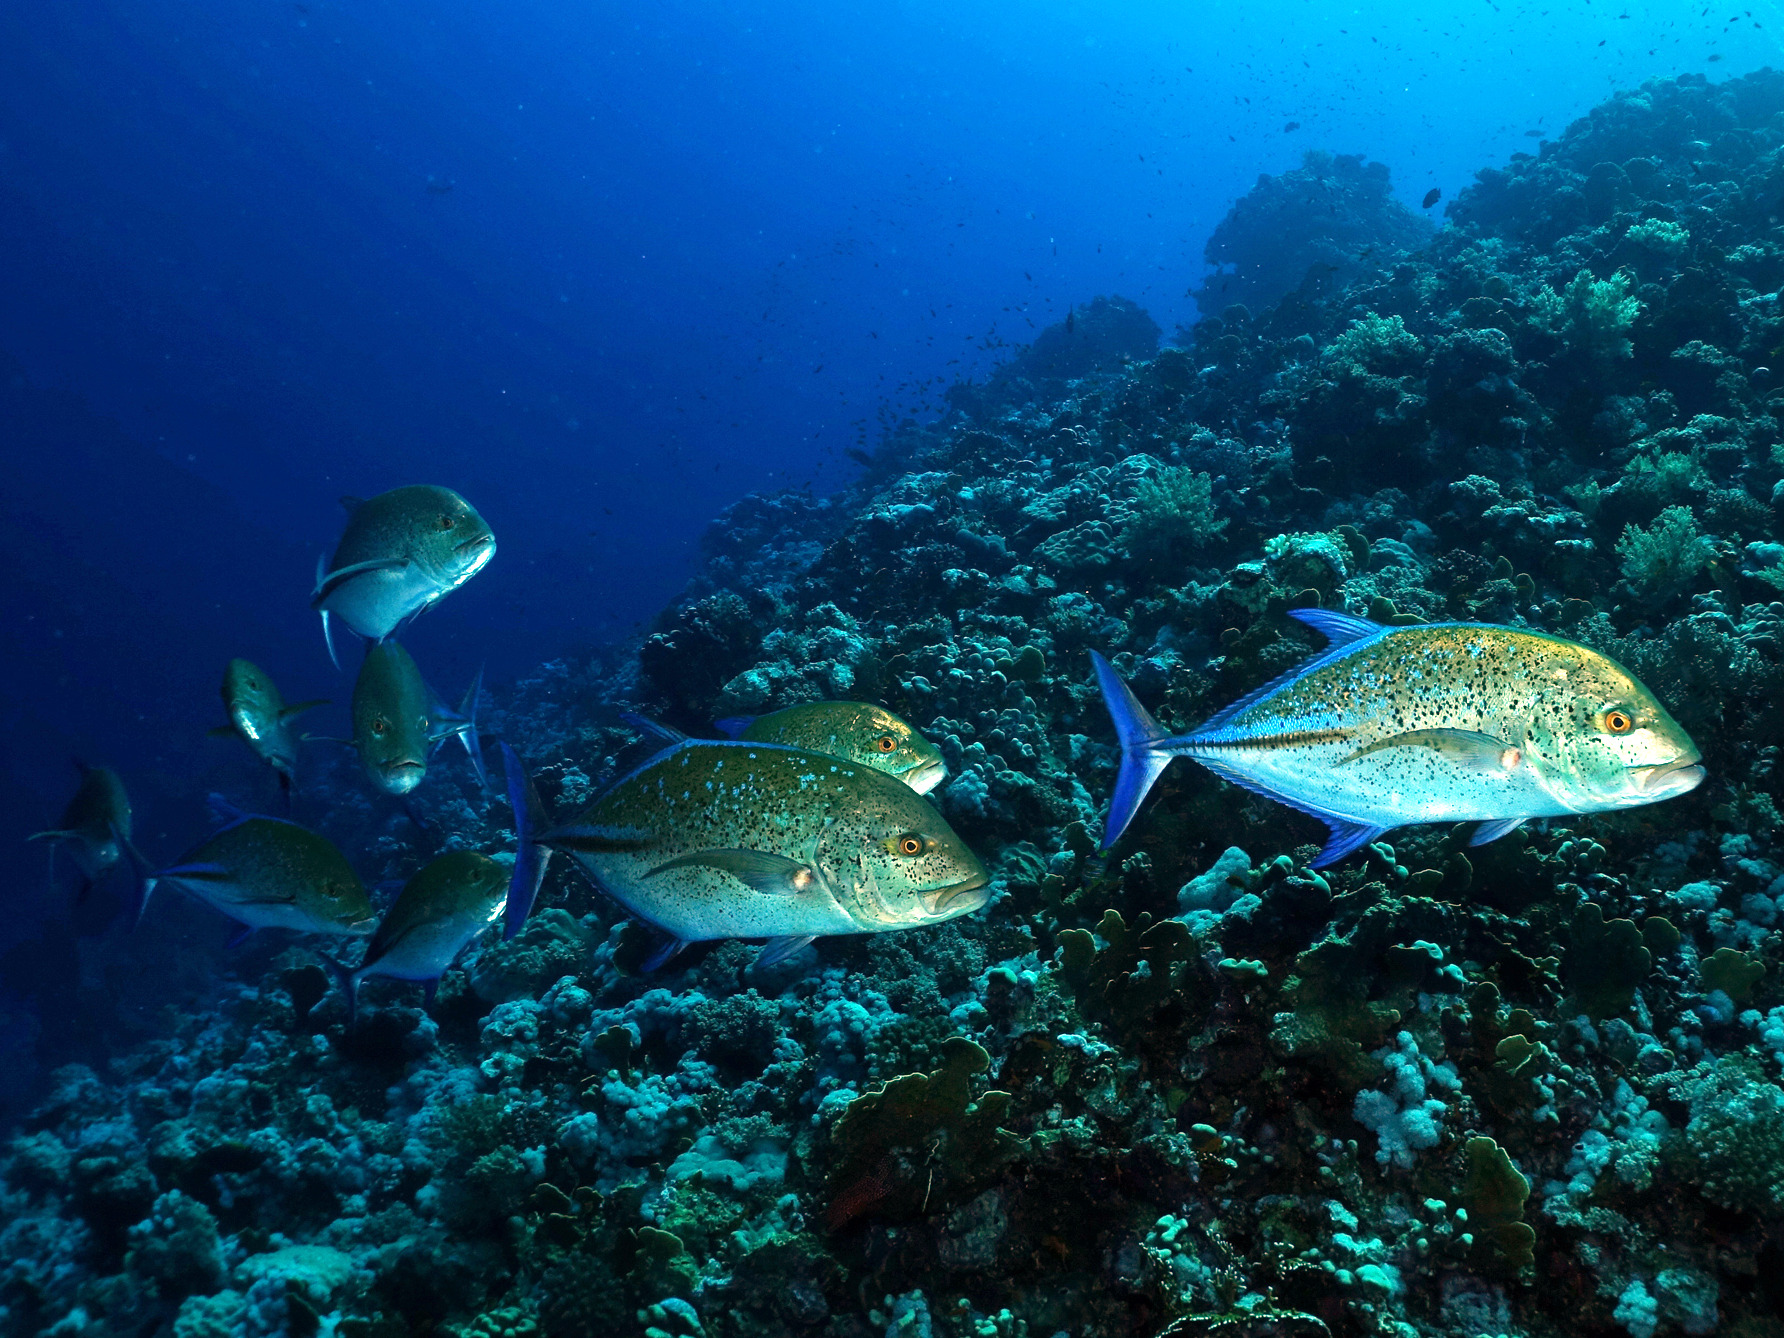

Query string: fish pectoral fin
[280,699,330,719]
[646,848,817,896]
[159,862,233,883]
[756,935,817,966]
[312,555,411,602]
[1339,728,1519,772]
[339,494,367,514]
[1315,819,1388,868]
[713,716,754,739]
[226,925,256,949]
[1469,817,1528,847]
[26,829,73,843]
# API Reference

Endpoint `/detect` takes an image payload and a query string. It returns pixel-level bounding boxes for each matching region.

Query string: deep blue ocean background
[0,0,1772,1103]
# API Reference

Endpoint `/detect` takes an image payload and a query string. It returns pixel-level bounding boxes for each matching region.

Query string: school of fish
[37,484,1706,1019]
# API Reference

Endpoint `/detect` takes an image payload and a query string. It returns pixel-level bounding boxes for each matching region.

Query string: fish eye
[1603,708,1634,735]
[875,735,898,752]
[371,717,388,736]
[896,834,925,857]
[437,513,456,531]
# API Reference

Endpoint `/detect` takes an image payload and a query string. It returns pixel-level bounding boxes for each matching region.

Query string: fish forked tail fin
[1090,650,1176,851]
[114,823,157,928]
[500,743,554,941]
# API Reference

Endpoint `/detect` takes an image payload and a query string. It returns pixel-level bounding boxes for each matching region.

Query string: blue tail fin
[501,743,553,941]
[319,953,360,1024]
[1090,650,1176,850]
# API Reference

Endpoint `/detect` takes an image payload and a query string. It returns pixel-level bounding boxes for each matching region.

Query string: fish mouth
[380,760,426,793]
[454,532,494,558]
[902,758,949,795]
[923,872,991,917]
[1631,756,1706,797]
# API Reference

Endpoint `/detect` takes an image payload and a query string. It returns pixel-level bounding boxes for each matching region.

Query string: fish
[1093,608,1704,866]
[1284,120,1301,133]
[124,798,376,940]
[624,702,948,794]
[332,850,507,1016]
[310,486,495,667]
[29,762,133,901]
[211,659,327,806]
[346,641,486,795]
[1422,187,1442,209]
[503,739,989,968]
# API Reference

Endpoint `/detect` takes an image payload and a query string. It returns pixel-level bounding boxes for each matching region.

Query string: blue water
[0,0,1773,1092]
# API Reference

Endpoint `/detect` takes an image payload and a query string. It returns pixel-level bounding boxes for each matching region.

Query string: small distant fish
[30,763,132,901]
[331,850,507,1016]
[425,176,455,194]
[626,702,947,794]
[311,486,495,668]
[125,799,376,939]
[1422,187,1442,209]
[1284,121,1301,133]
[1524,129,1544,137]
[345,641,487,796]
[503,740,989,968]
[1094,609,1703,865]
[212,659,327,806]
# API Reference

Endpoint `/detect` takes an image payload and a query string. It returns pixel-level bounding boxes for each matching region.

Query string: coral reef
[12,67,1784,1338]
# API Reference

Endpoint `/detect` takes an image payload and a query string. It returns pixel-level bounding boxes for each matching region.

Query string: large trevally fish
[311,486,495,667]
[501,739,988,965]
[1094,608,1704,866]
[344,641,486,795]
[331,849,508,1017]
[212,658,327,808]
[29,762,133,900]
[124,798,376,941]
[623,701,948,794]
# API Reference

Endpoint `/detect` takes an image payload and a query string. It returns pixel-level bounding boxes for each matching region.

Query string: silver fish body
[30,763,132,891]
[1095,609,1704,865]
[508,740,988,964]
[344,850,507,1012]
[311,486,494,663]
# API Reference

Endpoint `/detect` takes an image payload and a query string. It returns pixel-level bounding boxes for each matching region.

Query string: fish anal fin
[756,935,817,966]
[621,711,690,745]
[1314,819,1387,868]
[647,848,815,896]
[640,935,691,972]
[714,716,753,739]
[1341,728,1519,773]
[1470,816,1528,847]
[226,925,256,949]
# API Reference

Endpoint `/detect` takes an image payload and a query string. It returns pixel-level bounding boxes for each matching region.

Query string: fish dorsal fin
[340,495,366,514]
[1197,610,1385,735]
[713,716,753,739]
[621,711,689,745]
[1287,607,1385,648]
[647,848,815,896]
[206,792,253,826]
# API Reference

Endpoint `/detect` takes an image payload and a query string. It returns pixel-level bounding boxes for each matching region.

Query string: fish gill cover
[10,68,1784,1338]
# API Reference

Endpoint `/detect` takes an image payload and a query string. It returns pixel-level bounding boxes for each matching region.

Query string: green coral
[1534,267,1642,361]
[1680,1056,1784,1214]
[1700,947,1766,1004]
[1616,505,1715,601]
[1054,909,1203,1051]
[1562,903,1657,1020]
[824,1036,1021,1231]
[1120,467,1227,559]
[1322,312,1424,377]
